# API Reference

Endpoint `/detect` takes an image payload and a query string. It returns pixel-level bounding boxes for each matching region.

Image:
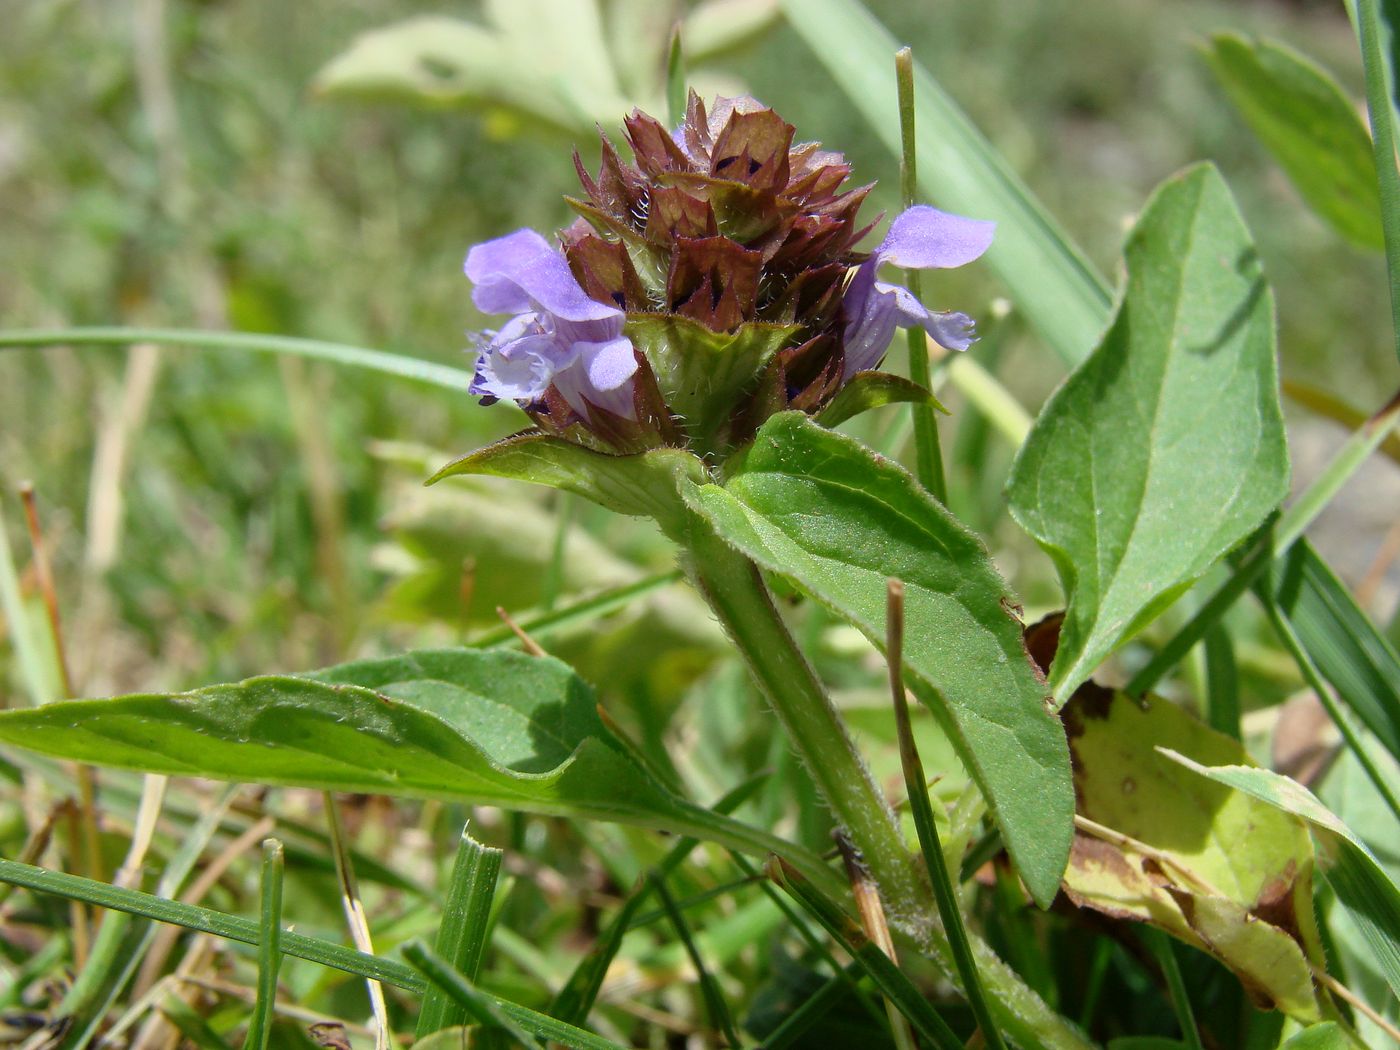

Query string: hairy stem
[682,521,919,906]
[680,518,1093,1050]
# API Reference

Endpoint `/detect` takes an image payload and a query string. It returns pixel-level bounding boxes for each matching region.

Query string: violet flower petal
[877,205,996,270]
[841,263,902,379]
[926,311,978,353]
[466,228,621,323]
[884,282,931,327]
[554,337,638,420]
[471,327,563,403]
[840,204,994,379]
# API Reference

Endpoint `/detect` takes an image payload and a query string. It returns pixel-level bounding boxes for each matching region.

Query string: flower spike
[462,93,994,457]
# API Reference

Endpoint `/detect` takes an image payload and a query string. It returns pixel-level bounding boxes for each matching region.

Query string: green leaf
[0,649,837,893]
[246,839,284,1050]
[1265,540,1400,766]
[1204,34,1383,250]
[683,0,782,61]
[683,412,1072,908]
[417,828,503,1038]
[625,314,800,456]
[1159,750,1400,1005]
[0,326,475,394]
[778,0,1111,366]
[1007,164,1289,702]
[404,941,548,1050]
[1062,689,1323,1021]
[413,1028,475,1050]
[427,432,706,536]
[1280,1022,1348,1050]
[814,370,946,430]
[768,859,964,1050]
[313,8,631,134]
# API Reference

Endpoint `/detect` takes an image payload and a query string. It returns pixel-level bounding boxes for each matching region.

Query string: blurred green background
[0,0,1387,706]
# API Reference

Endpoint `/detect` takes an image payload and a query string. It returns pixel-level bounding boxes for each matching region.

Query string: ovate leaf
[1008,164,1289,702]
[684,412,1072,907]
[0,649,834,890]
[1204,34,1383,250]
[1160,750,1400,1004]
[1063,688,1323,1020]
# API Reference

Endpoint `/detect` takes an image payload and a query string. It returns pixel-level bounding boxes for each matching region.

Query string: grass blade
[1355,0,1400,365]
[0,507,50,705]
[1274,391,1400,551]
[1260,590,1400,824]
[885,580,1005,1049]
[767,857,964,1050]
[158,995,232,1050]
[1142,928,1205,1050]
[1203,625,1241,740]
[415,826,503,1037]
[550,772,767,1026]
[0,857,626,1049]
[324,793,391,1050]
[729,851,887,1030]
[472,570,682,649]
[758,959,871,1050]
[403,941,543,1049]
[244,839,284,1050]
[1266,540,1400,767]
[649,871,743,1048]
[1283,379,1400,466]
[0,327,475,392]
[1124,523,1275,697]
[666,23,686,128]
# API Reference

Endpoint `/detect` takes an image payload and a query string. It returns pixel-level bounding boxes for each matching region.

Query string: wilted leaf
[1062,686,1323,1020]
[1160,749,1400,1005]
[1008,164,1289,702]
[684,412,1073,907]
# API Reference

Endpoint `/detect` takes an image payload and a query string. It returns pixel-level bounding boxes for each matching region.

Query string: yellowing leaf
[1061,685,1323,1020]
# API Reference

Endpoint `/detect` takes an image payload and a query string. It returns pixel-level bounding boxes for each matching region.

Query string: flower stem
[682,519,921,909]
[896,47,948,503]
[681,518,1096,1050]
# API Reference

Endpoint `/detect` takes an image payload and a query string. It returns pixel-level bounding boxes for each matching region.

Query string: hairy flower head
[465,93,993,456]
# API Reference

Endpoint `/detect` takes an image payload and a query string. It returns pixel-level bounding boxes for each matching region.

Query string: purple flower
[466,229,638,421]
[841,205,996,380]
